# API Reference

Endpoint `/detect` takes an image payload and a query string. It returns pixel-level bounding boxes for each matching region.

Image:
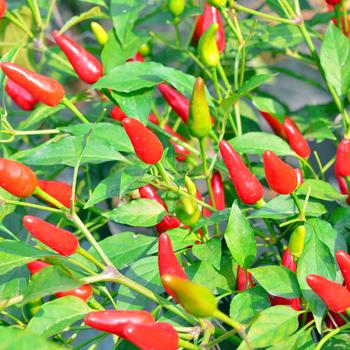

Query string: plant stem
[290,192,305,220]
[212,67,223,102]
[76,246,105,271]
[61,97,89,124]
[33,186,67,211]
[200,138,215,208]
[315,322,350,350]
[174,18,182,46]
[178,339,201,349]
[341,0,349,36]
[0,198,62,213]
[155,162,171,184]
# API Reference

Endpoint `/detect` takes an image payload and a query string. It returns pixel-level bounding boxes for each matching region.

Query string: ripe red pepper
[306,274,350,313]
[219,140,264,204]
[36,180,74,208]
[1,62,65,107]
[237,266,254,291]
[283,118,311,158]
[111,105,127,121]
[295,168,304,186]
[23,216,78,256]
[336,169,348,195]
[53,31,103,84]
[127,52,144,62]
[282,247,297,272]
[0,0,6,18]
[336,250,350,290]
[335,138,350,177]
[326,0,341,5]
[5,78,39,111]
[27,260,50,275]
[158,233,188,298]
[326,311,346,329]
[0,158,37,197]
[122,118,164,164]
[55,285,93,301]
[263,150,298,194]
[203,171,226,217]
[260,111,287,139]
[139,185,180,233]
[192,3,226,53]
[84,310,155,337]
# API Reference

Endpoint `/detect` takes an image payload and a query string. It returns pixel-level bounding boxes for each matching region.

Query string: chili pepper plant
[0,0,349,349]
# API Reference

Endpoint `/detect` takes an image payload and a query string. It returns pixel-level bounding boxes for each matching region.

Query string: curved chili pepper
[237,266,254,291]
[158,233,188,298]
[263,150,298,194]
[336,168,348,195]
[84,310,155,336]
[282,247,297,272]
[127,52,144,62]
[336,250,350,290]
[203,171,226,217]
[27,260,50,275]
[175,197,201,226]
[335,138,350,177]
[283,118,311,158]
[295,168,304,186]
[36,180,73,208]
[122,118,164,164]
[139,185,181,233]
[306,274,350,313]
[110,105,127,121]
[260,111,286,139]
[1,62,65,107]
[0,0,6,18]
[90,22,108,46]
[23,216,79,256]
[5,78,39,111]
[161,274,217,317]
[289,226,306,261]
[53,31,103,84]
[0,158,37,197]
[168,0,185,17]
[55,285,93,301]
[198,23,220,67]
[219,140,264,204]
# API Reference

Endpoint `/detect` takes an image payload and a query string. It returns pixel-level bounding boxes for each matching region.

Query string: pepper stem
[61,97,89,124]
[33,186,67,211]
[76,246,105,271]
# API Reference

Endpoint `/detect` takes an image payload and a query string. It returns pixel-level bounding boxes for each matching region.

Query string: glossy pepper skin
[162,274,217,317]
[167,0,185,17]
[5,78,39,111]
[139,185,181,234]
[27,260,50,275]
[260,111,287,139]
[122,118,164,164]
[0,158,37,197]
[289,226,306,260]
[237,266,254,291]
[110,105,127,121]
[36,180,73,208]
[306,274,350,313]
[55,285,93,302]
[326,0,341,5]
[208,0,227,6]
[203,171,226,217]
[198,23,220,67]
[1,62,65,107]
[53,31,103,84]
[283,118,311,158]
[295,168,304,186]
[263,150,298,194]
[282,247,297,272]
[23,216,79,256]
[90,22,108,46]
[0,0,6,18]
[84,310,155,337]
[336,250,350,290]
[219,140,264,204]
[335,139,350,177]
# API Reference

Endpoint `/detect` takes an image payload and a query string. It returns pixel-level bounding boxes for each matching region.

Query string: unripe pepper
[198,23,220,67]
[139,43,151,57]
[27,260,50,275]
[110,105,127,121]
[90,22,108,46]
[55,285,93,302]
[263,150,298,194]
[283,118,311,158]
[219,140,264,205]
[167,0,185,17]
[336,250,350,290]
[237,266,254,291]
[122,118,164,164]
[53,31,103,84]
[260,111,287,139]
[36,180,74,208]
[184,176,197,197]
[23,216,78,256]
[0,158,37,197]
[161,274,217,317]
[158,233,188,298]
[5,78,39,111]
[188,77,212,139]
[208,0,227,7]
[289,225,306,261]
[175,197,201,226]
[335,138,350,177]
[1,62,65,107]
[306,274,350,313]
[0,0,6,19]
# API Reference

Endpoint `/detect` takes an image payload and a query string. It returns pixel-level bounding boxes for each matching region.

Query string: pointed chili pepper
[283,118,311,158]
[127,52,144,62]
[53,31,103,84]
[5,78,39,111]
[184,176,197,197]
[55,285,93,301]
[306,274,350,313]
[1,62,65,107]
[198,23,220,67]
[90,22,108,46]
[295,168,304,186]
[263,150,298,194]
[237,266,254,291]
[122,118,164,164]
[23,216,79,256]
[0,158,37,197]
[139,185,180,233]
[259,111,286,139]
[219,140,264,204]
[36,180,74,208]
[175,197,201,226]
[289,226,306,261]
[335,138,350,177]
[326,0,341,4]
[282,247,297,273]
[161,274,217,317]
[110,105,127,121]
[203,171,226,216]
[168,0,185,17]
[0,0,6,18]
[84,310,155,337]
[336,165,348,194]
[336,250,350,290]
[27,260,50,275]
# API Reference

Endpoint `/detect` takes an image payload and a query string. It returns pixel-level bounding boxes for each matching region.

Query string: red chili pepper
[203,171,226,217]
[237,266,254,291]
[306,274,350,313]
[127,52,144,62]
[295,168,304,186]
[0,158,37,197]
[158,233,188,298]
[326,0,341,5]
[23,216,79,256]
[335,139,350,177]
[1,62,65,107]
[27,260,50,275]
[111,105,127,121]
[263,150,298,194]
[0,0,6,18]
[124,322,178,350]
[84,310,155,337]
[36,180,74,208]
[282,247,297,273]
[283,118,311,158]
[336,250,350,290]
[55,285,93,302]
[326,311,346,329]
[260,111,287,139]
[122,118,164,164]
[53,31,103,84]
[5,78,39,111]
[139,185,181,233]
[219,140,264,204]
[336,171,348,195]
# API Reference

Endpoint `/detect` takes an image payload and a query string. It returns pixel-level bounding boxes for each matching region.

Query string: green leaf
[224,203,256,269]
[261,24,304,49]
[27,296,92,337]
[322,334,350,349]
[0,267,28,303]
[249,266,301,298]
[268,328,314,350]
[192,238,222,269]
[240,74,276,95]
[252,96,286,119]
[297,179,345,201]
[192,208,230,231]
